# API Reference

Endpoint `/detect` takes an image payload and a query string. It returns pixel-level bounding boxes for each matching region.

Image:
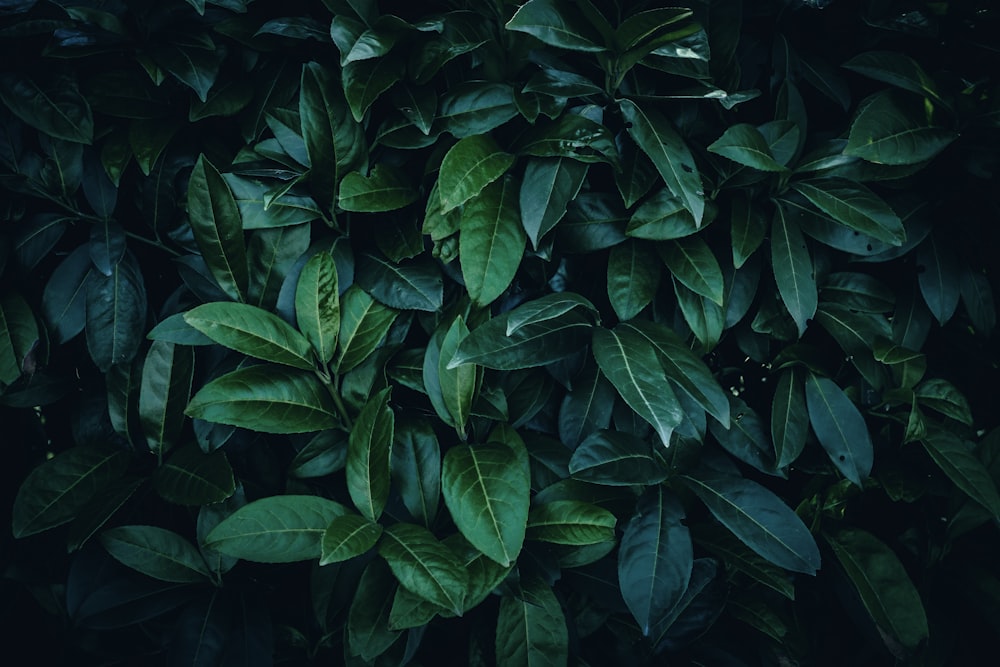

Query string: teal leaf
[338,164,418,212]
[85,256,147,372]
[0,72,93,144]
[438,316,477,434]
[804,373,874,487]
[607,239,661,321]
[921,429,1000,516]
[568,429,668,486]
[335,284,399,373]
[153,445,235,506]
[391,419,441,527]
[771,204,816,337]
[771,367,808,468]
[138,340,194,455]
[355,253,443,312]
[519,157,587,249]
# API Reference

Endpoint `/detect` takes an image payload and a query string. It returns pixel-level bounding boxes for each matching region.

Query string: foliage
[2,0,1000,664]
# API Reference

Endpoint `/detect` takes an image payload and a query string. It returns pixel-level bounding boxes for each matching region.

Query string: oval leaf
[101,526,211,584]
[184,302,315,370]
[295,250,340,365]
[320,513,383,565]
[804,374,874,487]
[187,154,249,302]
[347,387,394,521]
[379,523,468,615]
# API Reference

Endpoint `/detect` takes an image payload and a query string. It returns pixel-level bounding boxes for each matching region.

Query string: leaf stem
[317,368,353,431]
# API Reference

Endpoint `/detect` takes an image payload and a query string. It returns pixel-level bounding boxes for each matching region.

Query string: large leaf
[442,440,530,566]
[619,99,704,225]
[204,495,349,563]
[187,154,249,302]
[792,179,905,246]
[12,445,130,538]
[346,387,394,521]
[591,326,684,447]
[85,257,147,372]
[519,157,587,249]
[844,91,955,165]
[139,341,194,454]
[804,374,874,487]
[568,429,668,486]
[101,526,211,584]
[825,528,929,649]
[681,469,821,574]
[771,204,816,337]
[348,560,399,661]
[184,302,315,370]
[495,578,569,667]
[618,487,693,635]
[295,251,340,365]
[661,236,725,306]
[438,134,514,213]
[459,176,526,306]
[186,365,337,434]
[505,0,606,52]
[379,523,468,615]
[558,359,616,448]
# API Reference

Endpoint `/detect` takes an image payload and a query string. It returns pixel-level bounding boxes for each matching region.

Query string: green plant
[3,0,1000,664]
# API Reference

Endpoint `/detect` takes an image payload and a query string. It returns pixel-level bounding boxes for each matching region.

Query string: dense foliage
[2,0,1000,664]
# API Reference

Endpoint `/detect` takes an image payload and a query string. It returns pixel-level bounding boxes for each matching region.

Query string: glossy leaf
[438,134,514,213]
[347,387,394,522]
[661,236,725,306]
[185,302,315,370]
[568,429,667,486]
[519,157,587,249]
[793,179,904,246]
[459,176,526,306]
[339,164,418,212]
[295,251,340,365]
[320,513,383,564]
[708,124,787,172]
[442,440,530,566]
[186,365,337,434]
[205,495,349,563]
[187,154,249,302]
[101,526,211,584]
[845,91,955,165]
[607,239,660,321]
[771,204,816,337]
[379,523,467,614]
[495,578,568,667]
[355,253,443,312]
[526,499,616,545]
[139,341,194,454]
[335,284,399,373]
[505,0,606,52]
[804,374,874,487]
[391,419,441,527]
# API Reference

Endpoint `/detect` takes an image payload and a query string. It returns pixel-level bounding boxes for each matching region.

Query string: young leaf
[495,578,569,667]
[204,495,349,563]
[591,326,684,447]
[184,302,316,370]
[618,487,693,635]
[101,526,212,584]
[378,523,468,615]
[186,365,337,434]
[708,124,788,172]
[681,469,821,575]
[771,204,816,337]
[12,445,130,538]
[438,134,515,213]
[320,513,383,565]
[139,340,194,455]
[459,176,526,306]
[804,374,874,487]
[187,154,249,303]
[825,528,929,649]
[295,251,340,365]
[442,440,530,566]
[347,387,394,522]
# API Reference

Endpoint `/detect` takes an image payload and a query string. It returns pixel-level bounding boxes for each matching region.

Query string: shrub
[2,0,999,664]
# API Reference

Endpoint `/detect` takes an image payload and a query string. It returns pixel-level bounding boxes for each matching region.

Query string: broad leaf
[459,176,526,306]
[347,387,394,521]
[438,134,514,213]
[187,154,249,302]
[205,495,349,563]
[568,429,668,486]
[495,578,568,667]
[339,164,418,212]
[184,302,315,370]
[85,257,147,372]
[186,365,337,433]
[379,523,468,615]
[916,235,961,326]
[335,284,399,373]
[505,0,606,52]
[804,374,874,487]
[355,253,443,312]
[0,72,93,143]
[348,560,399,661]
[101,526,211,584]
[661,236,725,306]
[842,51,945,106]
[390,419,441,527]
[153,445,235,506]
[708,124,787,172]
[731,194,767,269]
[526,500,616,545]
[519,157,587,249]
[295,251,340,365]
[558,360,616,448]
[320,513,383,564]
[607,239,661,321]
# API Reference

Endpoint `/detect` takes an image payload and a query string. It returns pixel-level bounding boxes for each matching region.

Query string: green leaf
[731,194,767,269]
[187,154,249,302]
[917,235,961,326]
[708,397,777,476]
[295,251,340,365]
[205,495,349,563]
[914,378,973,425]
[804,374,874,487]
[619,99,704,225]
[379,523,468,615]
[439,316,477,434]
[355,253,443,312]
[771,204,816,337]
[771,367,808,468]
[335,284,399,373]
[184,302,315,370]
[347,387,394,522]
[186,365,337,434]
[505,0,606,52]
[442,440,531,566]
[921,430,1000,516]
[693,525,795,600]
[708,124,788,172]
[513,113,619,167]
[661,236,725,306]
[591,326,684,447]
[12,444,130,538]
[101,526,211,584]
[151,42,222,102]
[527,500,616,545]
[290,430,348,479]
[300,62,342,213]
[618,487,693,635]
[0,292,36,387]
[519,157,588,249]
[338,164,418,212]
[792,179,904,246]
[460,176,526,306]
[842,51,945,106]
[825,528,929,649]
[558,359,615,448]
[85,257,147,372]
[348,560,399,661]
[845,91,955,165]
[495,578,568,667]
[391,419,441,527]
[139,341,194,454]
[607,239,660,321]
[320,513,383,565]
[342,55,403,122]
[568,429,668,486]
[153,445,235,506]
[681,468,821,574]
[0,72,93,143]
[504,292,600,336]
[438,134,515,214]
[437,82,518,137]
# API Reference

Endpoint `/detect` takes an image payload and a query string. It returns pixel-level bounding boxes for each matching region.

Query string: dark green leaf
[342,55,403,122]
[845,91,955,165]
[519,157,587,249]
[708,124,787,172]
[85,256,147,372]
[186,365,337,434]
[139,341,194,454]
[101,526,211,584]
[607,239,660,321]
[320,513,383,564]
[792,179,904,246]
[730,194,767,269]
[347,387,394,521]
[513,113,619,166]
[295,251,340,365]
[439,134,515,213]
[917,235,961,326]
[438,316,477,434]
[460,176,526,306]
[662,236,725,306]
[347,560,399,661]
[771,367,808,468]
[505,0,606,52]
[708,397,778,476]
[558,359,615,448]
[915,378,973,425]
[185,302,315,369]
[339,164,418,212]
[290,430,348,479]
[146,313,214,346]
[0,292,36,387]
[842,51,945,106]
[0,72,93,143]
[151,42,223,102]
[960,270,996,337]
[355,253,443,312]
[391,418,441,527]
[804,374,873,487]
[335,284,399,373]
[437,82,518,137]
[154,445,235,506]
[379,523,468,615]
[771,204,816,337]
[921,429,1000,516]
[495,578,568,667]
[526,500,616,545]
[187,154,249,302]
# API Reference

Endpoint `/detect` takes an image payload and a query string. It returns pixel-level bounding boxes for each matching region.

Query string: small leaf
[184,302,315,370]
[101,526,211,584]
[295,251,340,365]
[771,368,808,468]
[320,513,383,564]
[379,523,468,615]
[708,124,787,172]
[205,495,349,563]
[804,374,874,487]
[347,387,394,522]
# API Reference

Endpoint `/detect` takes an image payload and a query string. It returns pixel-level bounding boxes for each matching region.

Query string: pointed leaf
[527,500,616,545]
[731,194,767,269]
[708,124,787,172]
[771,368,808,468]
[187,154,248,302]
[185,302,315,370]
[139,341,194,454]
[347,387,394,521]
[662,236,725,306]
[917,235,961,326]
[921,430,1000,516]
[771,205,816,336]
[85,257,147,372]
[0,72,93,143]
[495,578,568,667]
[335,284,399,373]
[153,445,235,506]
[793,179,905,246]
[320,513,383,564]
[607,239,660,321]
[391,419,441,527]
[804,374,874,487]
[295,251,340,365]
[438,134,514,213]
[439,316,477,434]
[460,176,526,306]
[379,523,468,615]
[845,91,955,165]
[101,526,211,584]
[355,253,443,312]
[505,0,606,52]
[338,164,418,212]
[568,429,668,486]
[843,51,945,106]
[519,157,587,249]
